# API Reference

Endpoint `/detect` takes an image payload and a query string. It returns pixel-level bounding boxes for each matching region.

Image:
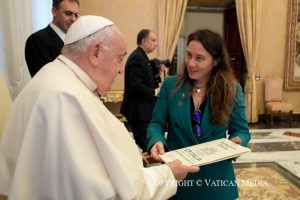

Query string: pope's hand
[166,160,200,181]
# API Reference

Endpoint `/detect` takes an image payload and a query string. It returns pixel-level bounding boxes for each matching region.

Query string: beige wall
[256,0,300,114]
[80,0,159,90]
[80,0,300,114]
[184,12,224,38]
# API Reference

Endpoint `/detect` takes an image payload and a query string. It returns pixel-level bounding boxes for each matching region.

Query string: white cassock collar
[57,55,98,93]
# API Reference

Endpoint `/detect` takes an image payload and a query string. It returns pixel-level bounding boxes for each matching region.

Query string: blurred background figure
[25,0,80,77]
[121,29,159,152]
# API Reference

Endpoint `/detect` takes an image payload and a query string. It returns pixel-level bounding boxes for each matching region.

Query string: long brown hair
[176,29,236,126]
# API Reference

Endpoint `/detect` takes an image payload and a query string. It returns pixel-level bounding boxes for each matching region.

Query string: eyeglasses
[192,110,202,137]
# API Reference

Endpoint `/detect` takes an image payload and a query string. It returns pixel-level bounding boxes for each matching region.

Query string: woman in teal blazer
[147,29,250,200]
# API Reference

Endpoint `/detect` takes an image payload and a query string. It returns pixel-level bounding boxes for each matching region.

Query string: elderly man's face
[52,0,80,33]
[95,27,127,95]
[143,31,158,54]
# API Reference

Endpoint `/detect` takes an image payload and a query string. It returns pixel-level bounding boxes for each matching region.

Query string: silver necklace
[194,86,205,93]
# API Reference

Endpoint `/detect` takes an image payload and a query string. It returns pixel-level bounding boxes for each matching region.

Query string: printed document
[160,138,251,166]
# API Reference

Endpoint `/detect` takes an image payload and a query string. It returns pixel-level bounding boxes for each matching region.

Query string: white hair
[62,25,114,56]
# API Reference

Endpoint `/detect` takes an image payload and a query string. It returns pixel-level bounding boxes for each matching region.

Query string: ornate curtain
[0,0,51,99]
[236,0,262,123]
[157,0,187,61]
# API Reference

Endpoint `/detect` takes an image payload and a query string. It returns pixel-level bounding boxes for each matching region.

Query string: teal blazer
[147,76,251,200]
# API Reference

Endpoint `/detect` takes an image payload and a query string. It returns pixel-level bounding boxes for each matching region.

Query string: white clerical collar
[57,55,97,92]
[50,23,66,41]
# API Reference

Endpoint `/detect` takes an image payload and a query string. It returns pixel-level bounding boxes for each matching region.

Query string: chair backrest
[264,75,283,102]
[0,71,12,139]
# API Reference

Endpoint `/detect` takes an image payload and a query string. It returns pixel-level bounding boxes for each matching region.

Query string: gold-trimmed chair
[264,75,293,127]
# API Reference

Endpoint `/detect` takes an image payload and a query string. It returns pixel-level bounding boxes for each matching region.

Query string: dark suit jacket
[25,25,64,77]
[147,75,251,200]
[120,47,157,122]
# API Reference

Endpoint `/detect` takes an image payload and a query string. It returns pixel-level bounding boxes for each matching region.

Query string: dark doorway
[224,6,247,90]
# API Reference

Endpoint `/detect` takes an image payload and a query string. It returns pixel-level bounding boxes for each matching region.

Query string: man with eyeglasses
[25,0,80,77]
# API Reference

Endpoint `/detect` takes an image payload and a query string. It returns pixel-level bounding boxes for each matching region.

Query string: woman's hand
[230,137,242,162]
[150,141,165,161]
[230,136,241,145]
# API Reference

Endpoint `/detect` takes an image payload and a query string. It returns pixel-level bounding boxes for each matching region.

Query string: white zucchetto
[64,15,114,45]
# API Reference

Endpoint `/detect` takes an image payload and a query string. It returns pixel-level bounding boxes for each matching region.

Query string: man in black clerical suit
[25,0,80,77]
[121,29,159,152]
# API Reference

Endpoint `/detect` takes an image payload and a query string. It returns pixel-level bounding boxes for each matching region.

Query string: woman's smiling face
[185,40,217,82]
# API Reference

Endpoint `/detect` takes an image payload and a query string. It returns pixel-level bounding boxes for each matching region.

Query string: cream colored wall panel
[80,0,158,90]
[184,12,224,38]
[257,0,300,114]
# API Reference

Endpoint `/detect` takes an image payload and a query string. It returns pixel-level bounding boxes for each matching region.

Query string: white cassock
[0,55,177,200]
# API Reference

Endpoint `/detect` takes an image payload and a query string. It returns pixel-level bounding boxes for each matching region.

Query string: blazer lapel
[200,97,225,141]
[175,83,199,143]
[175,86,222,143]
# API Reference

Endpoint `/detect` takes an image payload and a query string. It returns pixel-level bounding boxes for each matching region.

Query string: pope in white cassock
[0,15,199,200]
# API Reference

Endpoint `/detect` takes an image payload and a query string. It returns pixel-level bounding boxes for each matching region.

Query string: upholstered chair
[264,75,293,127]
